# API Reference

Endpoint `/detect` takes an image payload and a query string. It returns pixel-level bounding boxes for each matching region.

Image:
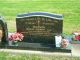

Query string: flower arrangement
[9,32,24,42]
[72,32,80,41]
[60,39,69,48]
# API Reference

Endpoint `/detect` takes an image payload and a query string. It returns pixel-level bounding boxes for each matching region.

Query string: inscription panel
[16,16,62,44]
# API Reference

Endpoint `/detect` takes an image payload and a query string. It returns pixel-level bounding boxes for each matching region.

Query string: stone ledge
[0,49,71,56]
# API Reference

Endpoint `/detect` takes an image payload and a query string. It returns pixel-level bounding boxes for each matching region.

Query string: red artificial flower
[75,35,80,41]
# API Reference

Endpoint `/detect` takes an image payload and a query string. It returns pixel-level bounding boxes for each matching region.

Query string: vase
[12,41,18,46]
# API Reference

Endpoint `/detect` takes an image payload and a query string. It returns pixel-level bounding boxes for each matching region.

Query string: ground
[0,0,80,59]
[0,51,80,60]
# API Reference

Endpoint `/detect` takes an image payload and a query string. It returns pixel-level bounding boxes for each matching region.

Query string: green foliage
[0,0,80,33]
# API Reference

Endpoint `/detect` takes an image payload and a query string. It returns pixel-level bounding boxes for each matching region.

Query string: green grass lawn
[0,52,80,60]
[0,0,80,59]
[0,0,80,33]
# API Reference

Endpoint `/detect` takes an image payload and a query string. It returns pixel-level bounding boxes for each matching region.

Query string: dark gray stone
[0,16,8,47]
[16,12,63,48]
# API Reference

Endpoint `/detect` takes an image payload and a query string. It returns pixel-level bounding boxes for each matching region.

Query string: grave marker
[16,12,63,48]
[0,16,8,47]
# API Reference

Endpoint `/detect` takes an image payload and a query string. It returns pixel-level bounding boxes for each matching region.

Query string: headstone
[16,12,63,48]
[0,16,8,47]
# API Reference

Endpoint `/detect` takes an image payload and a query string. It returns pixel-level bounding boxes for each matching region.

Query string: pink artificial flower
[9,32,24,41]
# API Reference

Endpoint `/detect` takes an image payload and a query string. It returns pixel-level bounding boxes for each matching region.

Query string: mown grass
[0,0,80,59]
[0,52,80,60]
[0,0,80,33]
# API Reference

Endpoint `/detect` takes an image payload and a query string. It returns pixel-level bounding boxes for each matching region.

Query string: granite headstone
[0,16,8,47]
[16,12,63,48]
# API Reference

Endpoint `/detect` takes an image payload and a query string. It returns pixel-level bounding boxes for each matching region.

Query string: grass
[0,0,80,33]
[0,0,80,59]
[0,52,80,60]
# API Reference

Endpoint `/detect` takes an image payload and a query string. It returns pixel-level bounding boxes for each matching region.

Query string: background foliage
[0,0,80,33]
